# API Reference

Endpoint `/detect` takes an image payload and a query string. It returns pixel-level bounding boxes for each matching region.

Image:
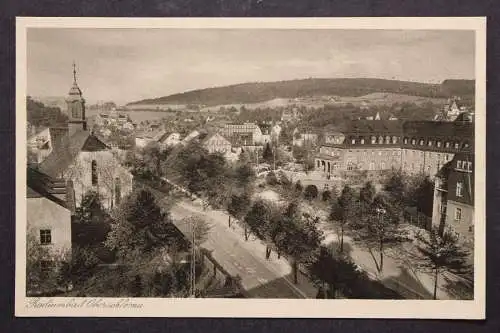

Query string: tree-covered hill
[128,78,475,107]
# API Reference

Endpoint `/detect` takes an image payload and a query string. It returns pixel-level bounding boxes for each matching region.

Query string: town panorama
[26,29,475,300]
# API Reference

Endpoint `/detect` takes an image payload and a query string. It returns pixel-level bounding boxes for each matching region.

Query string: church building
[36,63,133,209]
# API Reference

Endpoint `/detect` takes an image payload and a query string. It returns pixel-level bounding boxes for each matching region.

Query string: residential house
[432,152,474,247]
[180,130,201,146]
[158,132,181,148]
[28,127,53,165]
[135,129,167,148]
[292,127,318,147]
[202,132,232,154]
[26,166,74,294]
[281,108,300,123]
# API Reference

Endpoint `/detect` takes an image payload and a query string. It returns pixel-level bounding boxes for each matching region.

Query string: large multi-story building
[401,121,473,176]
[315,121,403,180]
[222,122,263,146]
[315,118,473,180]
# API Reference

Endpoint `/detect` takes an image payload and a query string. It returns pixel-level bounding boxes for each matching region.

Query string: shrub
[266,171,279,186]
[304,185,319,200]
[322,190,332,202]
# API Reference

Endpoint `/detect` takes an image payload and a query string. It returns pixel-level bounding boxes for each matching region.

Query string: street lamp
[375,207,386,224]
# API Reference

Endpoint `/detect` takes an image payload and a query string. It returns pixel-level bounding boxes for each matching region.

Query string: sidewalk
[177,200,319,298]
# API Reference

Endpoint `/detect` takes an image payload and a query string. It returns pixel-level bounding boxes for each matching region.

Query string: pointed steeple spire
[72,61,77,83]
[68,61,82,97]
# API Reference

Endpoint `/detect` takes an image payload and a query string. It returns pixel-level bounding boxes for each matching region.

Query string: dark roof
[39,129,109,178]
[341,120,403,135]
[402,121,473,139]
[81,134,109,151]
[27,167,68,209]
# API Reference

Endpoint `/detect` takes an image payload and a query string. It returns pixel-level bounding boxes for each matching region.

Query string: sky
[26,28,475,105]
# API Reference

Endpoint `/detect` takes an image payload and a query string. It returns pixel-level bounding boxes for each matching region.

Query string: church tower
[66,62,87,137]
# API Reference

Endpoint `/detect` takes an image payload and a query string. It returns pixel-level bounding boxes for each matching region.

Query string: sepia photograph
[15,17,486,318]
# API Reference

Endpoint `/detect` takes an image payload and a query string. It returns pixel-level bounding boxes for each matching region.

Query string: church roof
[39,129,109,178]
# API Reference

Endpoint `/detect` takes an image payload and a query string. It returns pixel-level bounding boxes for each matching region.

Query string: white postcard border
[15,16,486,319]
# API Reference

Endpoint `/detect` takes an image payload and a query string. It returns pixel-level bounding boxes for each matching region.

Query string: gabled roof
[201,132,231,146]
[39,129,109,178]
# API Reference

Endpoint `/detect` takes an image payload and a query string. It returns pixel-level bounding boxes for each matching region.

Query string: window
[378,151,382,156]
[457,161,462,169]
[464,142,470,148]
[437,141,442,148]
[40,229,51,245]
[91,160,98,186]
[351,139,356,144]
[392,136,397,144]
[369,162,375,171]
[456,181,464,197]
[385,136,390,144]
[445,142,450,148]
[428,140,433,147]
[404,138,408,144]
[360,138,365,144]
[378,136,383,144]
[454,142,459,149]
[455,207,462,221]
[411,138,416,145]
[467,161,472,171]
[371,136,376,144]
[419,139,424,146]
[381,162,386,169]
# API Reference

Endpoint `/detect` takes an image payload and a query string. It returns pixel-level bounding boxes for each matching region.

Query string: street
[160,195,318,298]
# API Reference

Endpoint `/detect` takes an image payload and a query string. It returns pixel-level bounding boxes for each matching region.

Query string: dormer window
[404,138,408,144]
[385,136,390,144]
[454,142,460,149]
[360,138,365,144]
[411,138,416,145]
[464,142,470,148]
[371,136,376,144]
[392,136,397,144]
[457,161,462,169]
[437,141,442,148]
[445,142,450,148]
[378,136,383,144]
[428,141,433,147]
[351,139,356,144]
[419,139,424,146]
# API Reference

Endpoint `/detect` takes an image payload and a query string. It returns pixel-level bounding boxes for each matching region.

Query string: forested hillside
[128,78,475,107]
